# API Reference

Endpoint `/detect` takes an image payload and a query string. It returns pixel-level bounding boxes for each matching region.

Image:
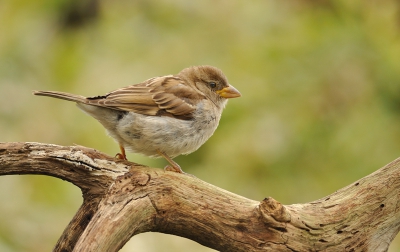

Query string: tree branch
[1,142,399,251]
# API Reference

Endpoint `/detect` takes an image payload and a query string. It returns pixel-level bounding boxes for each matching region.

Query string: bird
[33,65,241,173]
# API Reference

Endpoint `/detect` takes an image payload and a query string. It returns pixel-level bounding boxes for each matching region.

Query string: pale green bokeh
[1,1,400,251]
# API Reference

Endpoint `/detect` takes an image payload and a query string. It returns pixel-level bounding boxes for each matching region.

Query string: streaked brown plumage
[34,65,241,173]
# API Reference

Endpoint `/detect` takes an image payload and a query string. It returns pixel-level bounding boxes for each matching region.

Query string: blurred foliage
[1,0,400,251]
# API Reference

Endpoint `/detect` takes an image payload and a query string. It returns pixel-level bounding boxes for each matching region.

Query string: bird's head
[179,65,241,107]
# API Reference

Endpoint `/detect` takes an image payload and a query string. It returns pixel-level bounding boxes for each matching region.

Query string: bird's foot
[157,150,195,177]
[115,153,127,160]
[164,165,196,177]
[164,164,184,173]
[115,144,127,160]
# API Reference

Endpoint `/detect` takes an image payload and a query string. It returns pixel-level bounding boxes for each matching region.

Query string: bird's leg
[115,144,127,160]
[157,150,184,173]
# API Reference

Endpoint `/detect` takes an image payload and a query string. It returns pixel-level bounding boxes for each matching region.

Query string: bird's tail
[33,91,87,103]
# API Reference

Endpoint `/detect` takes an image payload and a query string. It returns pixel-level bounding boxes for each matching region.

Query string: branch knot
[259,197,291,223]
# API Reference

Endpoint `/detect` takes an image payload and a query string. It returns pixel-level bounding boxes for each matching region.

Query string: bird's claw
[164,165,196,177]
[164,165,183,173]
[115,153,127,160]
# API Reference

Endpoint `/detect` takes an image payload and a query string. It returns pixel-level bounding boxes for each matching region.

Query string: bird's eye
[209,82,217,88]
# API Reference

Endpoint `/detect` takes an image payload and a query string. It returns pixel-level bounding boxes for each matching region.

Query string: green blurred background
[1,0,400,251]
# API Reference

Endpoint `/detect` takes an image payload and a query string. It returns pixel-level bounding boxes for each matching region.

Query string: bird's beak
[216,85,241,99]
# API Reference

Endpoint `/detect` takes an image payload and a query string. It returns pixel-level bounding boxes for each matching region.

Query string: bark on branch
[0,142,399,251]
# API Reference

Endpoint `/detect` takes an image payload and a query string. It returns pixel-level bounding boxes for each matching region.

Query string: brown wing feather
[85,75,204,119]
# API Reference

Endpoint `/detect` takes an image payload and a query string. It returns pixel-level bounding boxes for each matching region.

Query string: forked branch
[0,142,399,251]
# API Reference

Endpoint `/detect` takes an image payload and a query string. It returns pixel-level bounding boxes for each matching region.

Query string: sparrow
[33,65,241,173]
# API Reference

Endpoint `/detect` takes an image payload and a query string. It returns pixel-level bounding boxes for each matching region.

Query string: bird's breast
[114,103,222,158]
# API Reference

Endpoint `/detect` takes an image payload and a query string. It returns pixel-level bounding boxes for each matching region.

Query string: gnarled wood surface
[0,142,399,251]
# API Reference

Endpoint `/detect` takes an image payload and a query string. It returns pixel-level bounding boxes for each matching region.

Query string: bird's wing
[86,76,204,119]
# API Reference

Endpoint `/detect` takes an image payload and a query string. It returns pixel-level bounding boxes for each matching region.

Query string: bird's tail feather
[33,91,87,103]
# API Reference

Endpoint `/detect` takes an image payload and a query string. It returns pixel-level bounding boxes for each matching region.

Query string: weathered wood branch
[0,142,399,251]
